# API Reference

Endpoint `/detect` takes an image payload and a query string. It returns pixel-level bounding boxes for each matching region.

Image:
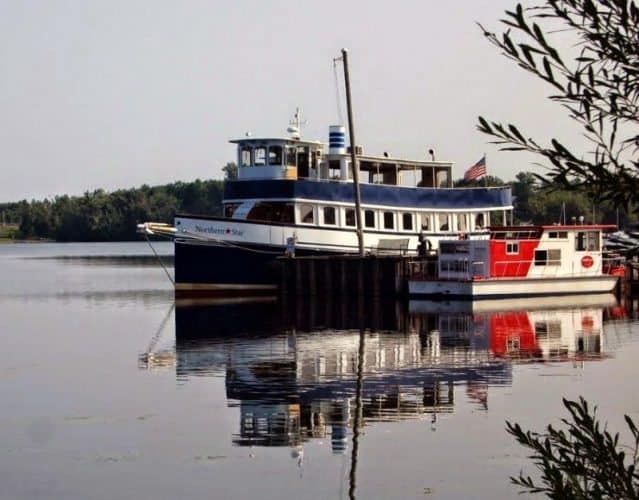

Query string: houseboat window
[402,213,413,231]
[247,202,294,223]
[576,231,599,251]
[299,204,314,224]
[475,213,485,229]
[440,242,469,254]
[224,203,240,218]
[240,147,252,167]
[254,147,266,166]
[383,212,395,230]
[345,208,356,227]
[365,210,375,228]
[535,321,562,338]
[506,242,519,254]
[286,146,297,167]
[420,213,430,230]
[268,146,282,166]
[437,214,449,231]
[548,231,568,239]
[534,250,549,266]
[458,214,468,232]
[323,206,337,225]
[535,249,561,266]
[441,260,469,273]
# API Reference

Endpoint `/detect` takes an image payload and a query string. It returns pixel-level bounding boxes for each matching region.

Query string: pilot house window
[268,146,282,165]
[240,147,252,167]
[254,147,266,166]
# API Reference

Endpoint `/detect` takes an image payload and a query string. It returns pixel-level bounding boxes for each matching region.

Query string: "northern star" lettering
[194,225,244,237]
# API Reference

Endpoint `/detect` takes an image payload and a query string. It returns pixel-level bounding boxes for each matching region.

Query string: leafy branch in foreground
[507,397,639,498]
[478,0,639,210]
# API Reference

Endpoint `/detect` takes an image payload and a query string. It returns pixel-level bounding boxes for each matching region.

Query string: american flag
[464,155,486,181]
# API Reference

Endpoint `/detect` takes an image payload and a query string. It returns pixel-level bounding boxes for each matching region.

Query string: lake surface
[1,242,638,500]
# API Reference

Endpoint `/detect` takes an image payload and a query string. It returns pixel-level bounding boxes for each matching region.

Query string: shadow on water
[139,293,627,498]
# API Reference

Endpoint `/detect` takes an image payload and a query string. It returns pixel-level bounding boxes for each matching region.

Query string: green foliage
[453,175,506,188]
[222,162,238,180]
[3,179,223,242]
[507,397,639,498]
[455,170,637,225]
[478,0,639,210]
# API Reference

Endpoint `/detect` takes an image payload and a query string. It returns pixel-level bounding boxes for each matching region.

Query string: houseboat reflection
[156,294,619,452]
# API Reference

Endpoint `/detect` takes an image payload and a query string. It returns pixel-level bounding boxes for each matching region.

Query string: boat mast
[341,48,365,256]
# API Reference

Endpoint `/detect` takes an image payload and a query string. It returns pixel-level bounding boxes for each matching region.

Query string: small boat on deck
[408,224,625,299]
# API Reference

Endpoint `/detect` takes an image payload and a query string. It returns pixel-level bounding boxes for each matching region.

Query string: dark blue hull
[174,239,326,295]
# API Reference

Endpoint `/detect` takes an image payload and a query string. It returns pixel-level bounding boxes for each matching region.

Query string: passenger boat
[408,223,625,299]
[139,114,513,296]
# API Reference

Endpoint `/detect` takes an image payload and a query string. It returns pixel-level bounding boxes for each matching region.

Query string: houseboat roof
[490,224,617,232]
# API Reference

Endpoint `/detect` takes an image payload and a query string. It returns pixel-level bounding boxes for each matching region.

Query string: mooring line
[144,232,175,285]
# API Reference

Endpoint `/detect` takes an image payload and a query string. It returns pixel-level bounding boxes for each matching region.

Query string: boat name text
[194,225,244,237]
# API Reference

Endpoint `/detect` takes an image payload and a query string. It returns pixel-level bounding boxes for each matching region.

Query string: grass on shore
[0,224,19,242]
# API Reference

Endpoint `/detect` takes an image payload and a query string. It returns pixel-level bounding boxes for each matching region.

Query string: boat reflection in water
[145,293,622,457]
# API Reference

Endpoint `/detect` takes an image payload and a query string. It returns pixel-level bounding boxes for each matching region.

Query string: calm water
[1,242,638,500]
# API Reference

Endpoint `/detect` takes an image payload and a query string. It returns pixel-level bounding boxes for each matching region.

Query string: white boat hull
[408,275,619,299]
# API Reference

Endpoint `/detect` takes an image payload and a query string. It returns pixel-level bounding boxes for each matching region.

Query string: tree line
[0,168,634,242]
[0,179,223,241]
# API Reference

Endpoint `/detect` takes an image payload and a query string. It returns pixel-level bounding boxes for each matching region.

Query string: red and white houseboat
[408,224,625,299]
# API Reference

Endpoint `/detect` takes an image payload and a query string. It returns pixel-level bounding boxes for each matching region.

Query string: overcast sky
[0,0,582,203]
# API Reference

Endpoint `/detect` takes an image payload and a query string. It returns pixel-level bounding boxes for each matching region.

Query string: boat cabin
[436,224,618,280]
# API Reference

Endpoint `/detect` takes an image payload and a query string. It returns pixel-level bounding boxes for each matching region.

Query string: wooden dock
[278,254,416,298]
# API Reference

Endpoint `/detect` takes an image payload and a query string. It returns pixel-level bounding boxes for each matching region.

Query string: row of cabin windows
[240,145,316,168]
[225,201,487,232]
[300,204,485,231]
[301,204,486,232]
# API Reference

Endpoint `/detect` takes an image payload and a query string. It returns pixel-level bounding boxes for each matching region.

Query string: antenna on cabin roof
[428,149,435,161]
[287,107,306,139]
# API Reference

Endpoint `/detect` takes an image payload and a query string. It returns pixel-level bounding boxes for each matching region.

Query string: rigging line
[333,58,344,125]
[145,301,175,354]
[144,232,175,285]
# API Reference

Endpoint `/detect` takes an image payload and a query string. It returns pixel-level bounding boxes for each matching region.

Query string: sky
[0,0,583,203]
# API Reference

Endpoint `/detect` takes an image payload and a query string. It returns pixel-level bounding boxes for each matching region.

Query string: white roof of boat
[229,137,324,146]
